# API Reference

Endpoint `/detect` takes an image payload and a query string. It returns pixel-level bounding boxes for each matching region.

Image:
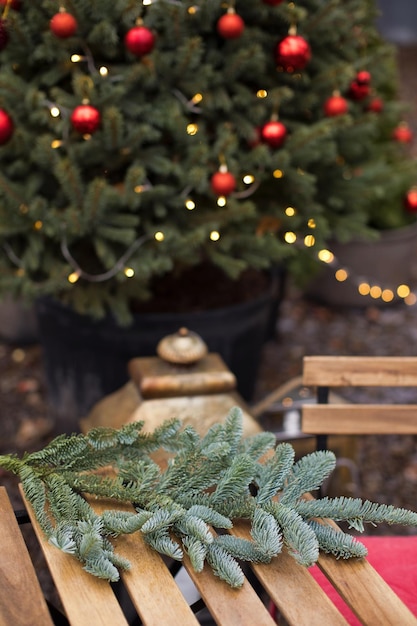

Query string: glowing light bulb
[285,207,296,216]
[51,139,62,149]
[154,231,164,242]
[256,89,268,98]
[217,196,227,207]
[124,267,135,278]
[191,93,203,104]
[210,231,220,241]
[187,123,198,135]
[185,199,195,210]
[68,272,80,284]
[370,285,382,299]
[335,269,348,282]
[50,106,60,118]
[318,249,334,263]
[397,284,411,298]
[273,169,284,179]
[304,234,315,247]
[307,218,316,228]
[358,282,370,296]
[243,174,255,185]
[284,231,297,244]
[99,66,109,77]
[71,54,82,63]
[381,289,394,302]
[33,220,43,231]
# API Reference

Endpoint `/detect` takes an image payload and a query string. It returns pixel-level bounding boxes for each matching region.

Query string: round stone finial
[156,327,208,365]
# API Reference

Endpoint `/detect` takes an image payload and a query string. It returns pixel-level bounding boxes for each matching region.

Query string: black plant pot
[36,271,285,433]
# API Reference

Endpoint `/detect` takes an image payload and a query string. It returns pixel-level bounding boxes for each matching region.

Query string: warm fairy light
[284,231,297,244]
[82,134,92,141]
[318,249,334,263]
[187,123,198,135]
[191,93,203,104]
[273,169,284,179]
[358,282,370,295]
[335,268,348,282]
[99,66,109,77]
[243,174,255,185]
[124,267,135,278]
[256,89,268,98]
[50,106,60,118]
[405,292,417,306]
[51,139,62,149]
[33,220,43,230]
[304,234,315,247]
[370,285,382,299]
[71,54,83,63]
[285,207,296,216]
[210,230,220,241]
[68,271,80,284]
[308,218,316,228]
[154,231,165,242]
[188,6,198,15]
[381,289,395,302]
[185,199,195,210]
[397,284,411,298]
[217,196,227,207]
[143,0,152,5]
[134,185,145,193]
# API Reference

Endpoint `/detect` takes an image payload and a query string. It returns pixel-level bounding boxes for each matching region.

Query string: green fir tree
[1,408,416,586]
[0,0,416,322]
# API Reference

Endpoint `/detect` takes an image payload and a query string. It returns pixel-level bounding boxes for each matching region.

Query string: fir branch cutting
[1,407,417,587]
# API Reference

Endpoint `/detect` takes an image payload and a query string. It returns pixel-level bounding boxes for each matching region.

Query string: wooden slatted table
[1,485,416,626]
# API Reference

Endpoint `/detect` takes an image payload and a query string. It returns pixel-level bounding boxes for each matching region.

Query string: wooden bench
[1,482,416,626]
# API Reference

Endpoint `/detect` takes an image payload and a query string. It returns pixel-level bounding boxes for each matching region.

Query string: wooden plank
[90,499,199,626]
[317,551,417,626]
[19,486,130,626]
[302,356,417,387]
[181,554,277,626]
[0,487,54,626]
[302,404,417,434]
[231,520,348,626]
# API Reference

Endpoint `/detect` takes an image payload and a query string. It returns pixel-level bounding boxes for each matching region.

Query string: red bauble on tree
[0,19,9,51]
[261,120,287,148]
[366,97,384,113]
[0,109,14,145]
[210,168,236,196]
[217,9,245,39]
[70,104,101,135]
[276,33,311,72]
[404,188,417,213]
[124,26,155,57]
[392,122,413,143]
[50,11,78,38]
[324,92,348,117]
[348,71,371,100]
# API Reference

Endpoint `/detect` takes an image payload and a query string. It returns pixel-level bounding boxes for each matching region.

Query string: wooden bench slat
[303,356,417,387]
[231,520,349,626]
[0,487,54,626]
[302,404,417,434]
[19,486,130,626]
[317,551,417,626]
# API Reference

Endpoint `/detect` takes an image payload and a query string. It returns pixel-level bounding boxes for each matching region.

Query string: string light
[51,139,63,149]
[186,123,198,135]
[50,106,60,118]
[71,54,83,63]
[308,218,316,228]
[68,271,80,284]
[284,231,297,244]
[397,284,411,298]
[99,66,109,77]
[124,267,135,278]
[285,206,296,216]
[154,231,164,242]
[185,199,195,210]
[304,234,315,247]
[33,220,43,231]
[256,89,268,98]
[273,169,284,178]
[210,230,220,241]
[335,268,348,282]
[318,249,334,263]
[217,196,227,207]
[243,174,255,185]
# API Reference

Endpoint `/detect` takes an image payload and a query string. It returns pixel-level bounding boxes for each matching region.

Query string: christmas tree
[0,0,416,323]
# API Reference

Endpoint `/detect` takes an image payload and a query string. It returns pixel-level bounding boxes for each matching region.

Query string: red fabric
[309,536,417,625]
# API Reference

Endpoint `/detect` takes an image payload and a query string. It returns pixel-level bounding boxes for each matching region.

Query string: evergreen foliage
[1,407,416,586]
[0,1,416,321]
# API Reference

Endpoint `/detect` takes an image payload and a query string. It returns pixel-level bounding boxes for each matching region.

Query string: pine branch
[1,408,417,587]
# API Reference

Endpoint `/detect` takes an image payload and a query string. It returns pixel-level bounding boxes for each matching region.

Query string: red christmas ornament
[50,11,78,38]
[392,122,413,143]
[261,120,287,148]
[276,34,311,72]
[404,188,417,213]
[0,19,9,51]
[0,109,14,145]
[263,0,284,4]
[70,104,101,135]
[356,70,371,85]
[217,10,245,39]
[323,93,348,117]
[366,97,384,113]
[210,170,236,196]
[348,72,371,100]
[124,26,155,57]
